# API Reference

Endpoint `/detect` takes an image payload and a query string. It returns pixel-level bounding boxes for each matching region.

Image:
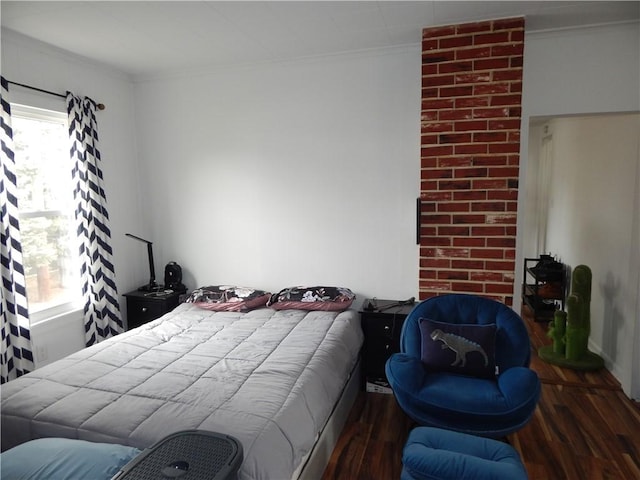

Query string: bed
[1,301,364,480]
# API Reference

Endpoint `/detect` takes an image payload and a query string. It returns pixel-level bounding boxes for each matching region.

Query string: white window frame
[11,103,83,325]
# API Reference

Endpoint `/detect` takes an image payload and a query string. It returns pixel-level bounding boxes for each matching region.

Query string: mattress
[1,303,364,480]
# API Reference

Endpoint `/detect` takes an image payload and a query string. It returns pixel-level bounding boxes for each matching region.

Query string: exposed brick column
[419,17,524,306]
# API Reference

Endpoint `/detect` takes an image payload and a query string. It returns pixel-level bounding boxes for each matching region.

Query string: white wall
[516,22,640,399]
[133,47,421,306]
[518,22,640,288]
[544,115,639,398]
[2,29,145,364]
[3,19,639,395]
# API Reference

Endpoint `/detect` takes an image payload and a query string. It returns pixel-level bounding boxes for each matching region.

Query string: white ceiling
[2,1,639,79]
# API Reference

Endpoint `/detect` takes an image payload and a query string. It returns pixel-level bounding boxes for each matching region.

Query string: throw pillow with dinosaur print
[418,318,498,378]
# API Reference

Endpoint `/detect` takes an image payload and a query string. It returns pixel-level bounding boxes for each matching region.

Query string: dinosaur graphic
[430,329,489,367]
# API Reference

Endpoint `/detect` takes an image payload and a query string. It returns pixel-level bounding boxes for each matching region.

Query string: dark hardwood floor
[322,308,640,479]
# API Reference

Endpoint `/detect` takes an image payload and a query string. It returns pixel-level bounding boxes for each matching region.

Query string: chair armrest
[497,367,541,409]
[385,353,428,392]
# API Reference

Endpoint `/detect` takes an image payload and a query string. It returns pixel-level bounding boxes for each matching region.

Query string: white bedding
[1,304,363,480]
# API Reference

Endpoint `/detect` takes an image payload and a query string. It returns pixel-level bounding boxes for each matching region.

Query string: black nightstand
[123,289,183,330]
[360,298,415,393]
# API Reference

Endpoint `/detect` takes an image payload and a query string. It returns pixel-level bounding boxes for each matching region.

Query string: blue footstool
[401,427,528,480]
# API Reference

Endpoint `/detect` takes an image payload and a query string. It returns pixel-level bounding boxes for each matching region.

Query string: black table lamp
[125,233,159,292]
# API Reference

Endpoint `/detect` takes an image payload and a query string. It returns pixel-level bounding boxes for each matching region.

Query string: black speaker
[164,262,185,292]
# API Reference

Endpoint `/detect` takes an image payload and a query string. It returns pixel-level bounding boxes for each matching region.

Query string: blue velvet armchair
[385,294,540,438]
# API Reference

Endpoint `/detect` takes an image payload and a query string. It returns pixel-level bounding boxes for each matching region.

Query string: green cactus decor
[547,310,566,354]
[539,265,604,370]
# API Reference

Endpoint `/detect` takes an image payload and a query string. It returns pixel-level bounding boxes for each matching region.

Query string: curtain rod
[6,80,106,111]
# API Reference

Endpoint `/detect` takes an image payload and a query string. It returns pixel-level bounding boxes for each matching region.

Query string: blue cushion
[386,354,539,437]
[0,438,141,480]
[401,427,528,480]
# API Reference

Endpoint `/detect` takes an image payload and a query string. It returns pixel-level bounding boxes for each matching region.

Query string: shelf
[523,283,564,300]
[523,294,558,311]
[523,295,558,322]
[522,256,566,323]
[526,267,564,283]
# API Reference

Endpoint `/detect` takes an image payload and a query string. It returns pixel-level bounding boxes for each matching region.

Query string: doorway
[524,112,640,400]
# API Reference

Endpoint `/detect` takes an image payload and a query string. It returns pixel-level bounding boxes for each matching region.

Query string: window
[11,104,82,323]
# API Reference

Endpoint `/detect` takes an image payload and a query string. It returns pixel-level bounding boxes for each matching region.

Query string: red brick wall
[419,17,524,305]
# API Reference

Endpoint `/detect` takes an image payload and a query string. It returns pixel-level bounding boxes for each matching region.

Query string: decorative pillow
[186,285,270,312]
[0,437,140,480]
[267,286,355,311]
[418,318,498,378]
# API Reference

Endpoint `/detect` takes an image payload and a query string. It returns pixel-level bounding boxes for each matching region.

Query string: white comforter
[1,304,363,480]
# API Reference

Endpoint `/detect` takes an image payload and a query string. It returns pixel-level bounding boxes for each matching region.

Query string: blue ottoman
[401,427,528,480]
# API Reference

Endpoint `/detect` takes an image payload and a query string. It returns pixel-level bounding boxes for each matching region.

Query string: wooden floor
[322,309,640,479]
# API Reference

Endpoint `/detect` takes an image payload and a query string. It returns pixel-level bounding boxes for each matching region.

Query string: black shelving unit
[522,256,566,322]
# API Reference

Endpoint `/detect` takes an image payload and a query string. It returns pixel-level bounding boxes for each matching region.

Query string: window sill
[30,302,83,327]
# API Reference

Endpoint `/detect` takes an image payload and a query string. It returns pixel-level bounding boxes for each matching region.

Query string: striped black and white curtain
[67,92,123,346]
[0,77,34,383]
